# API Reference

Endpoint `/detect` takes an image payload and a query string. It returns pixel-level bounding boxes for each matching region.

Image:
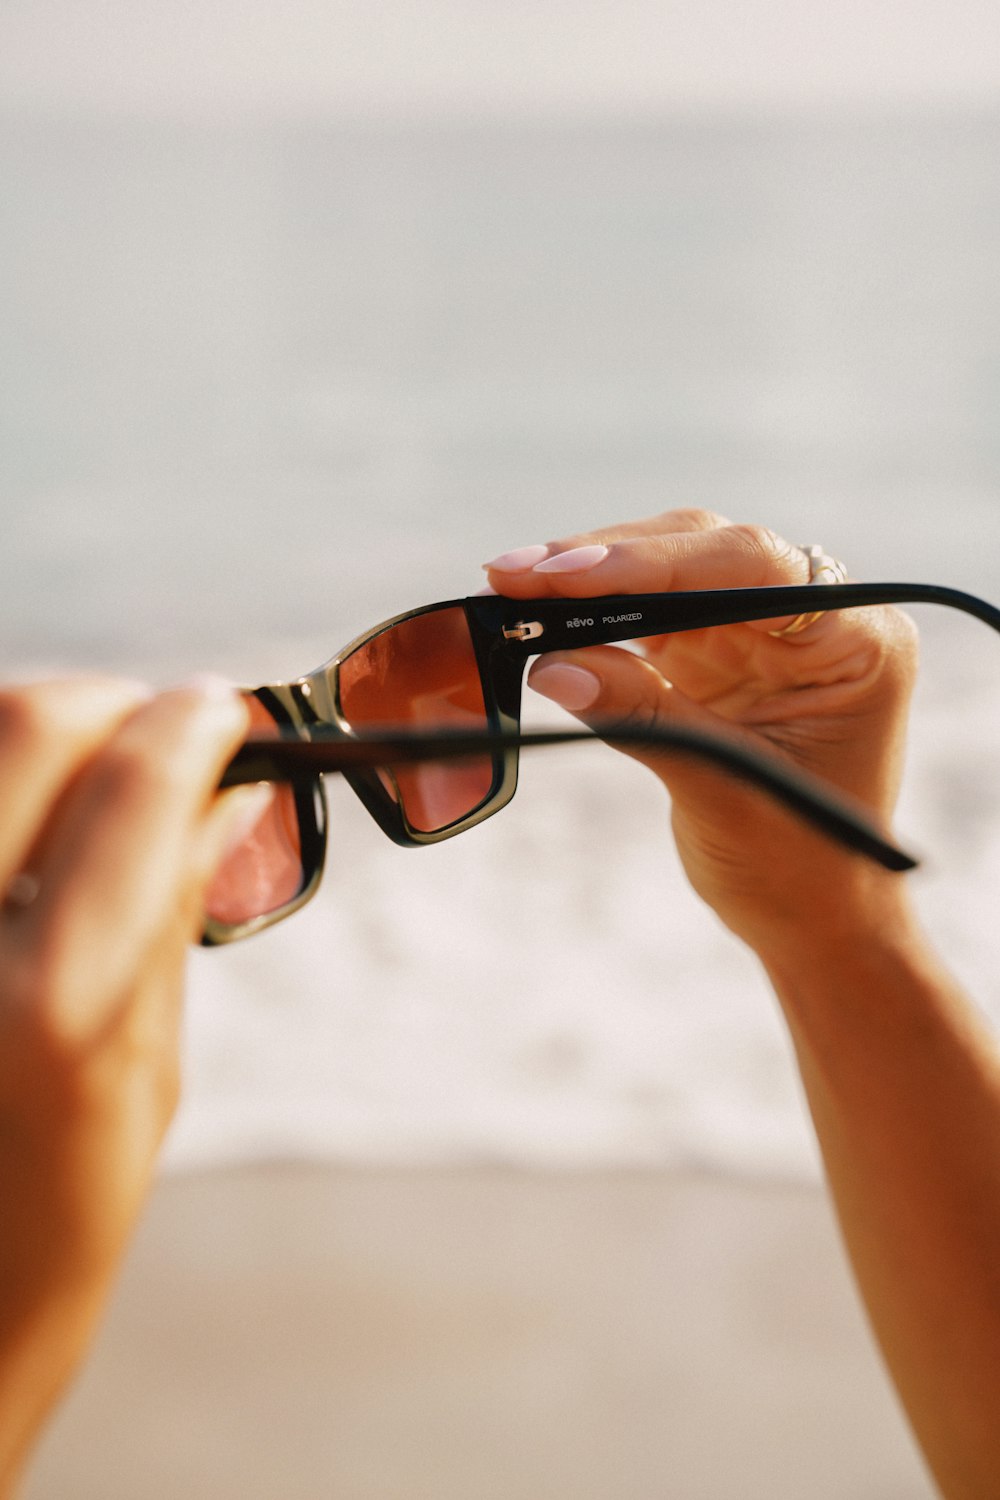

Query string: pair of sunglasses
[203,580,1000,945]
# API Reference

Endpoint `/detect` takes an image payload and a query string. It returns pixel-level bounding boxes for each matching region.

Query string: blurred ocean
[2,110,999,1177]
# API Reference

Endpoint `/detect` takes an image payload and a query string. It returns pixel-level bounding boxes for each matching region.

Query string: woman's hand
[485,509,919,955]
[0,677,267,1493]
[489,515,1000,1497]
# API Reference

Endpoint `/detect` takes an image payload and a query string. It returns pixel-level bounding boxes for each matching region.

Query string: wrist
[0,1269,114,1495]
[748,877,980,1099]
[750,872,922,983]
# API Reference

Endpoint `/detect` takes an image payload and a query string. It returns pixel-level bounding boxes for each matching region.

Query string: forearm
[758,888,1000,1500]
[0,1279,111,1499]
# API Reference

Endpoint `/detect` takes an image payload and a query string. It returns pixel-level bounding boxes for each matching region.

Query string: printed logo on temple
[566,616,595,628]
[602,612,642,625]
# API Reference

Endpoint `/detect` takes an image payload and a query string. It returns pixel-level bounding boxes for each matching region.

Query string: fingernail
[171,675,247,729]
[529,662,602,711]
[483,544,550,573]
[115,679,156,701]
[216,783,277,861]
[178,673,240,702]
[474,584,497,596]
[533,544,609,574]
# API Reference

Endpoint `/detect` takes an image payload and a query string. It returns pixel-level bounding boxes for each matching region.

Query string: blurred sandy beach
[25,1163,936,1500]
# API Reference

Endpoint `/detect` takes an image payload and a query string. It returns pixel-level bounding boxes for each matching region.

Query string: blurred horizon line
[3,98,1000,131]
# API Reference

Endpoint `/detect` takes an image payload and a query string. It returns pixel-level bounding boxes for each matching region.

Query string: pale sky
[1,0,999,118]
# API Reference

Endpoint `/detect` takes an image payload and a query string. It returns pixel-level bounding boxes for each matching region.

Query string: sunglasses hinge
[502,620,545,642]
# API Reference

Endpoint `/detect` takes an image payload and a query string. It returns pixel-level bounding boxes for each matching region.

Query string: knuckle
[887,605,920,656]
[878,606,920,683]
[726,521,777,557]
[658,507,728,532]
[92,739,184,808]
[647,532,688,574]
[613,698,662,738]
[0,678,148,763]
[115,1012,184,1122]
[605,662,669,738]
[0,685,64,756]
[4,933,85,1060]
[837,604,920,709]
[725,524,800,577]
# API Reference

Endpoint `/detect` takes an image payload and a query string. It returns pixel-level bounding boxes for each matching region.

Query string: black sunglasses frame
[201,580,1000,945]
[223,721,917,869]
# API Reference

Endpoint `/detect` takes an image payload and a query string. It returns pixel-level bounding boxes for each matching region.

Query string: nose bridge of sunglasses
[239,678,333,759]
[294,670,337,727]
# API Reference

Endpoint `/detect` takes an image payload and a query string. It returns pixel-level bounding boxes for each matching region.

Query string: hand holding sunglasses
[203,546,999,945]
[209,718,917,941]
[484,513,1000,951]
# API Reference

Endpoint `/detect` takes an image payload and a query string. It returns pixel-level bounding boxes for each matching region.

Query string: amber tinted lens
[337,605,497,833]
[203,695,308,927]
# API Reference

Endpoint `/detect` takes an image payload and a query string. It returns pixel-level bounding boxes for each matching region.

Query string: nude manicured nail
[169,675,247,730]
[533,544,609,574]
[482,544,551,572]
[178,674,240,702]
[529,662,602,711]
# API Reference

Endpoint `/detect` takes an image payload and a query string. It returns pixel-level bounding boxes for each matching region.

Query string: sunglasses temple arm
[221,726,917,873]
[478,583,1000,654]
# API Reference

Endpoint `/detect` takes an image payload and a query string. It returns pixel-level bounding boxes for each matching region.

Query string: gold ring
[769,544,849,638]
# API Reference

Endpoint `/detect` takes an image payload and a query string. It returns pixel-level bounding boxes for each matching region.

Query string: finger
[93,784,278,1113]
[525,644,823,847]
[553,506,733,551]
[485,522,810,606]
[51,784,279,1147]
[526,644,766,813]
[482,508,731,596]
[88,914,192,1145]
[528,644,735,761]
[9,680,250,1040]
[190,782,280,899]
[0,678,152,891]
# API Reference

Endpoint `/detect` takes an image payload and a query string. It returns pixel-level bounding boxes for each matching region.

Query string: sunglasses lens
[203,695,309,928]
[338,605,497,832]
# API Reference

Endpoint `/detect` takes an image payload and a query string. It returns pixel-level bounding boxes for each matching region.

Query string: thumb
[525,648,914,913]
[526,645,777,812]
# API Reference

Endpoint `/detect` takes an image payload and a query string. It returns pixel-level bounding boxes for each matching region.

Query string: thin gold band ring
[769,544,849,638]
